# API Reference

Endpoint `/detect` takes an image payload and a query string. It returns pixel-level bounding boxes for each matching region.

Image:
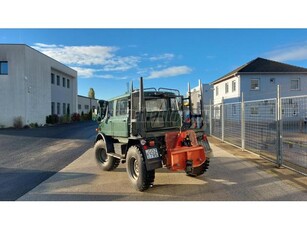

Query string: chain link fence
[281,96,307,170]
[203,94,307,174]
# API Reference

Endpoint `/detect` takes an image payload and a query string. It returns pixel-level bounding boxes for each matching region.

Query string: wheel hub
[133,159,139,177]
[99,148,108,162]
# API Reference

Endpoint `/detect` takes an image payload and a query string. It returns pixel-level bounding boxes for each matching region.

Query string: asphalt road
[0,121,98,201]
[18,137,307,201]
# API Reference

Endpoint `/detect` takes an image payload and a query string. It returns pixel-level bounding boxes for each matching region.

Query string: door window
[116,99,128,116]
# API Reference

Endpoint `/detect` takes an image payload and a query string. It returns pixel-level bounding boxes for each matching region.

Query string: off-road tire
[94,139,120,171]
[126,146,155,191]
[186,159,210,177]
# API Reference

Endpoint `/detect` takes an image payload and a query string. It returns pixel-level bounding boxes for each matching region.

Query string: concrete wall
[213,73,307,104]
[213,75,240,104]
[0,45,26,127]
[0,44,77,127]
[77,95,99,115]
[202,83,213,105]
[190,85,201,113]
[240,73,307,101]
[212,73,307,122]
[51,68,76,116]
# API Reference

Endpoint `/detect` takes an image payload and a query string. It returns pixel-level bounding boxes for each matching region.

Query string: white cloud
[149,53,175,61]
[32,43,140,72]
[71,67,128,80]
[147,66,192,79]
[266,43,307,62]
[71,67,97,78]
[103,56,140,71]
[32,43,117,65]
[95,75,128,80]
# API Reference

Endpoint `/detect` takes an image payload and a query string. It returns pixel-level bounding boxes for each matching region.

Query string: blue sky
[1,29,307,99]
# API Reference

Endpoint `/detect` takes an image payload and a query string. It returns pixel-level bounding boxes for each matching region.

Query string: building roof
[0,44,77,77]
[212,57,307,84]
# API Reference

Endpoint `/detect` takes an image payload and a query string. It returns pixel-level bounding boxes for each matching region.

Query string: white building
[77,95,100,115]
[189,82,213,113]
[0,44,77,127]
[212,57,307,104]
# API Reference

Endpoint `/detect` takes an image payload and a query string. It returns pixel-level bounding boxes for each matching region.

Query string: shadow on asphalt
[0,167,95,201]
[0,121,98,140]
[19,193,127,201]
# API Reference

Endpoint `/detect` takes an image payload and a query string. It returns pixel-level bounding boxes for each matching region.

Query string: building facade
[211,57,307,121]
[77,95,100,115]
[0,44,77,127]
[212,57,307,104]
[189,82,213,113]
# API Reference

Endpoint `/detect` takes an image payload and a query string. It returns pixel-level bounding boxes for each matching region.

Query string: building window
[51,73,55,84]
[232,80,236,92]
[63,103,66,115]
[250,107,258,115]
[232,104,237,115]
[67,103,70,115]
[78,104,81,110]
[63,77,66,87]
[216,86,219,96]
[51,102,55,115]
[0,61,8,75]
[67,79,70,88]
[57,103,60,115]
[225,83,229,94]
[290,79,300,90]
[57,75,60,86]
[84,105,89,110]
[251,79,260,90]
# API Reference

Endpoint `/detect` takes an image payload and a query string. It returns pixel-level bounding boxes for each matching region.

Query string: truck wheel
[126,146,155,191]
[186,159,210,177]
[94,139,120,171]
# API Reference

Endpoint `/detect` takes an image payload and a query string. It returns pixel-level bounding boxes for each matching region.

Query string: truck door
[101,100,114,136]
[112,98,129,137]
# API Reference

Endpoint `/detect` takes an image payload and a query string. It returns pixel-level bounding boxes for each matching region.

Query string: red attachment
[165,130,206,171]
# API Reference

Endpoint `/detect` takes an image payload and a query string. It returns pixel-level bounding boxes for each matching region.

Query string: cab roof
[107,90,179,102]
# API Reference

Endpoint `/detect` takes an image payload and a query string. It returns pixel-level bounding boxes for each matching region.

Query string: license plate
[145,148,159,159]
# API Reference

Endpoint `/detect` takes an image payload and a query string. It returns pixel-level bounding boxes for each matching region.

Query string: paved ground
[18,137,307,201]
[0,121,98,201]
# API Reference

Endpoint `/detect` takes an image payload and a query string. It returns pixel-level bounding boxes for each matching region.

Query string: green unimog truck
[94,77,211,191]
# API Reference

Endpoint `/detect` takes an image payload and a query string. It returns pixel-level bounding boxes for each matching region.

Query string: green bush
[46,114,59,124]
[71,113,81,122]
[29,123,39,128]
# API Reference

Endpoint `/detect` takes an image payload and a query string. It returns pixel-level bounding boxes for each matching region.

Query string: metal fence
[203,93,307,174]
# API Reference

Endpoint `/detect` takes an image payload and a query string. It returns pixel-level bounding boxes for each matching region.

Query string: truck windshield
[146,99,167,112]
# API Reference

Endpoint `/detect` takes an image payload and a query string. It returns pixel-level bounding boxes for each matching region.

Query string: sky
[1,29,307,99]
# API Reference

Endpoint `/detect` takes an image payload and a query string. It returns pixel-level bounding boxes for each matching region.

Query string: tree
[88,88,95,99]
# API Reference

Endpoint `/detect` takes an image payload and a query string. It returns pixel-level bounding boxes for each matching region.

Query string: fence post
[241,92,245,151]
[209,99,212,136]
[221,97,225,141]
[276,85,283,167]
